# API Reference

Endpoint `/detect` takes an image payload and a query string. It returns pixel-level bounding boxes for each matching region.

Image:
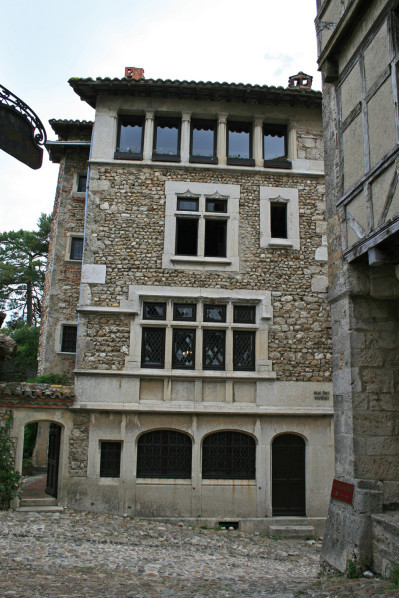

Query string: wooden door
[45,424,61,498]
[272,434,305,516]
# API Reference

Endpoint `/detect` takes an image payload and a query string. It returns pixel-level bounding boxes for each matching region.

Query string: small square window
[153,117,180,161]
[77,175,87,193]
[227,122,254,166]
[206,198,227,213]
[61,325,77,353]
[115,116,144,159]
[70,237,83,261]
[204,305,226,322]
[203,329,226,370]
[100,441,122,477]
[173,304,196,321]
[141,328,165,368]
[233,331,255,371]
[143,302,166,320]
[172,329,196,369]
[176,217,198,256]
[190,119,217,164]
[233,305,256,324]
[270,202,288,238]
[177,197,199,211]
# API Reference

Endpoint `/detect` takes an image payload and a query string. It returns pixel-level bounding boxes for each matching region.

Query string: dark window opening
[70,237,83,261]
[190,119,217,163]
[177,197,199,211]
[227,122,254,165]
[204,305,226,322]
[263,125,291,168]
[153,117,180,160]
[233,305,255,324]
[137,430,192,478]
[77,174,87,193]
[270,203,288,238]
[172,329,196,369]
[203,329,225,370]
[204,219,227,257]
[233,331,255,371]
[173,303,196,321]
[141,328,165,368]
[202,431,256,479]
[206,198,227,213]
[61,325,77,353]
[100,441,122,477]
[143,302,166,320]
[176,218,198,256]
[116,116,144,158]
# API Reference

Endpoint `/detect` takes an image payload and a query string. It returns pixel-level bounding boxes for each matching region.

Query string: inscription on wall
[314,390,330,400]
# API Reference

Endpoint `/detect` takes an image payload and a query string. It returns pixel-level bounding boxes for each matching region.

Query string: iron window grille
[202,431,256,479]
[143,302,166,320]
[203,329,225,370]
[233,331,255,371]
[137,430,192,478]
[153,117,181,162]
[70,237,83,261]
[233,305,256,324]
[263,124,291,169]
[61,325,77,353]
[204,305,226,322]
[227,122,255,166]
[173,303,196,321]
[100,441,122,477]
[77,174,87,193]
[115,115,144,160]
[190,119,218,164]
[270,202,288,238]
[172,329,196,369]
[141,328,165,368]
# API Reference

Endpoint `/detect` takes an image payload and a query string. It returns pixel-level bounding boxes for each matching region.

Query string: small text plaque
[314,390,330,401]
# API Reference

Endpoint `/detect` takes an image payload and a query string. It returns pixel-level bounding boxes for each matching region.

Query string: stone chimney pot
[288,71,313,89]
[125,67,145,80]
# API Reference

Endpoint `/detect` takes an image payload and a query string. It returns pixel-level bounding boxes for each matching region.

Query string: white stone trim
[162,181,240,271]
[81,264,106,284]
[260,186,300,250]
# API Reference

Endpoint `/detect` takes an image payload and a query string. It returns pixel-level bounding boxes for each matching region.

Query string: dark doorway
[45,424,61,497]
[272,434,305,516]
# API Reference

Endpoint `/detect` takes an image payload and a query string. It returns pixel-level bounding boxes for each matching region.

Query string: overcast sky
[1,0,320,233]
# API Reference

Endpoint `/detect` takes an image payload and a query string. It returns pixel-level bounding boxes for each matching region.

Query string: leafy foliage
[0,414,22,510]
[23,422,38,459]
[0,322,39,381]
[27,373,68,385]
[0,213,51,326]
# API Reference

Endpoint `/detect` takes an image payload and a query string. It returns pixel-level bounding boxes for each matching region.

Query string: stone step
[16,506,64,513]
[20,497,58,507]
[269,525,315,539]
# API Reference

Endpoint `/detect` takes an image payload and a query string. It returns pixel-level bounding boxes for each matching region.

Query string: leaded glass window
[204,305,226,322]
[203,329,225,370]
[202,431,256,479]
[70,237,83,261]
[172,329,195,369]
[173,304,196,321]
[61,325,77,353]
[143,302,166,320]
[233,331,255,371]
[100,441,122,477]
[141,328,165,368]
[137,430,192,478]
[233,305,255,324]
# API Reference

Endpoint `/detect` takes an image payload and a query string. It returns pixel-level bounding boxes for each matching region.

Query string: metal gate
[272,434,305,516]
[45,423,61,498]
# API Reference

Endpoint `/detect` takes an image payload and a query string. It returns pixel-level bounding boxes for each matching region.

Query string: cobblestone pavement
[0,510,398,597]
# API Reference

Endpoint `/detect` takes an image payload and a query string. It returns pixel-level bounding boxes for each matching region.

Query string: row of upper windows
[115,116,290,168]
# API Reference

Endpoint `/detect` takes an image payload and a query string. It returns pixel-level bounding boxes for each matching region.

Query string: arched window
[202,431,256,479]
[137,430,192,478]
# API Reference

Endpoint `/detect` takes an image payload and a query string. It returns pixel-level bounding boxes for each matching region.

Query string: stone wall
[68,412,90,477]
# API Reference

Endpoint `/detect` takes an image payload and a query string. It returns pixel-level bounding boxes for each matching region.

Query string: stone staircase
[269,517,315,539]
[17,497,63,512]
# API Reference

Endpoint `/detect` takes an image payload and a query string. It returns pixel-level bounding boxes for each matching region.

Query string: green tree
[0,322,40,381]
[0,213,51,326]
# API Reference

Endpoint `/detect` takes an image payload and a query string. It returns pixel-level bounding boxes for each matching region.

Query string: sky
[1,0,320,233]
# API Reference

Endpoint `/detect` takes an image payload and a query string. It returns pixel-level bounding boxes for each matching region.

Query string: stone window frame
[260,186,300,250]
[65,232,84,263]
[73,172,88,195]
[163,181,240,271]
[55,322,78,355]
[126,285,273,380]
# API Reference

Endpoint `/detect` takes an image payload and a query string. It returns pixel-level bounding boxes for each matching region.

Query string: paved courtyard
[0,510,397,597]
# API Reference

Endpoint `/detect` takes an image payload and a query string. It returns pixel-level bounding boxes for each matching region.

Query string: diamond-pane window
[233,331,255,371]
[173,303,196,321]
[204,305,226,322]
[100,441,122,477]
[61,325,77,353]
[203,330,225,370]
[172,329,195,369]
[143,302,166,320]
[137,430,192,478]
[233,305,255,324]
[202,431,256,479]
[70,237,83,261]
[141,328,165,368]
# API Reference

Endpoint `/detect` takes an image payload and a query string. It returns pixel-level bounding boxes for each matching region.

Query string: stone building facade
[8,70,333,532]
[316,0,399,576]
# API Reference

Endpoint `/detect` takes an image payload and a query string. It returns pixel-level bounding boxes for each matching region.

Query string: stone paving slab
[0,510,397,597]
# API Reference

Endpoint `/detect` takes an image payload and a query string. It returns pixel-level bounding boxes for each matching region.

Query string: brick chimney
[125,67,145,80]
[288,71,313,89]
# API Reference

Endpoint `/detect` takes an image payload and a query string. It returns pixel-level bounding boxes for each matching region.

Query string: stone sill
[74,368,275,381]
[170,256,232,266]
